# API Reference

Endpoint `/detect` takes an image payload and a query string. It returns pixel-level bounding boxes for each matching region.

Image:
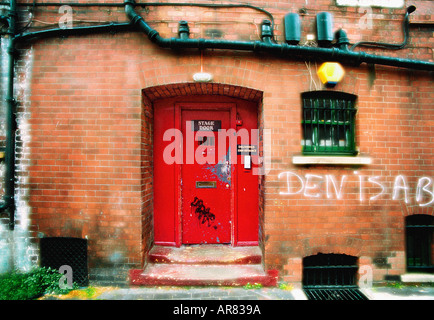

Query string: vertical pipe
[0,0,17,230]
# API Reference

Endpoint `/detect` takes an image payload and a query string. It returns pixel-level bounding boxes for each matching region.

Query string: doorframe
[146,84,264,253]
[174,102,238,247]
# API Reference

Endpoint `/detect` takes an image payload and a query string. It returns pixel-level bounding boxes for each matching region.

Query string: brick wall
[0,0,432,284]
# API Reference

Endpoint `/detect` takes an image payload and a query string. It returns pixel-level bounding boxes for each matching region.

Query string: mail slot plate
[196,181,217,188]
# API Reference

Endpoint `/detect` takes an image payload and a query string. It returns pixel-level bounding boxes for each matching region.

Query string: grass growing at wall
[0,267,78,300]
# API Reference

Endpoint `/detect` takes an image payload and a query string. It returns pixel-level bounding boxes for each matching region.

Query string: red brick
[4,0,429,284]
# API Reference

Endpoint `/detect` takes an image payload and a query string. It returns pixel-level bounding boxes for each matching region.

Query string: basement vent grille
[304,287,368,301]
[40,237,88,286]
[302,253,368,300]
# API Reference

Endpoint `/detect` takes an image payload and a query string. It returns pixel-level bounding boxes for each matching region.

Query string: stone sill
[401,273,434,284]
[292,155,372,165]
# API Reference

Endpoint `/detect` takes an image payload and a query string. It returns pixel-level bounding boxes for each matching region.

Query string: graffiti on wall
[278,171,434,207]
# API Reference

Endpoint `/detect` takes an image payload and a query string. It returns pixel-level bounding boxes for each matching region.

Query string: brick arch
[300,235,364,258]
[142,82,263,106]
[400,202,434,218]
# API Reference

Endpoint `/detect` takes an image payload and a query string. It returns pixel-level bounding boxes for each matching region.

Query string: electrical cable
[350,6,416,51]
[15,0,35,33]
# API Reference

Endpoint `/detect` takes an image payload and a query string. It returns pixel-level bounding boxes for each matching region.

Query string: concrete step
[130,263,278,287]
[148,245,262,265]
[130,245,278,287]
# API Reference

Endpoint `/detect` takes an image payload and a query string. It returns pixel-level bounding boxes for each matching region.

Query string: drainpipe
[0,0,17,230]
[0,2,133,230]
[0,2,136,268]
[124,0,434,72]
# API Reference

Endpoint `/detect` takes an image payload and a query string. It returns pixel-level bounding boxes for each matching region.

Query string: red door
[153,95,258,247]
[181,109,232,244]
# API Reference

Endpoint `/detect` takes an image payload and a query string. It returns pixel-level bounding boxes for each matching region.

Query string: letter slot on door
[196,181,217,188]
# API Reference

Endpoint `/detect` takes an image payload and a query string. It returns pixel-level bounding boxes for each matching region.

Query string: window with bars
[303,253,358,288]
[301,91,357,155]
[405,215,434,273]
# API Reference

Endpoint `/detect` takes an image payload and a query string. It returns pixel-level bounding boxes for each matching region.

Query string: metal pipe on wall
[124,0,434,71]
[0,0,17,230]
[0,1,134,230]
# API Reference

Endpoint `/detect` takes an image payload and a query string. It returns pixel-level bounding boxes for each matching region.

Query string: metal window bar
[301,91,357,155]
[303,265,358,287]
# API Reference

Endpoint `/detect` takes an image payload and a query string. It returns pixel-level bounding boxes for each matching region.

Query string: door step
[148,245,262,264]
[130,264,278,286]
[129,245,278,287]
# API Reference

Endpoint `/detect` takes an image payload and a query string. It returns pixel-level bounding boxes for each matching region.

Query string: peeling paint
[204,147,232,185]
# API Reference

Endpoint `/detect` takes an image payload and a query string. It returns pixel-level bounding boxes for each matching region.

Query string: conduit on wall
[1,0,434,229]
[123,0,434,71]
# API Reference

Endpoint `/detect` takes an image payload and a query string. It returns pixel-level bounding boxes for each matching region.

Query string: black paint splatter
[191,197,217,229]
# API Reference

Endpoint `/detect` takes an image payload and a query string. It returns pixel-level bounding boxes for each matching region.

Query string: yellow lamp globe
[317,62,345,87]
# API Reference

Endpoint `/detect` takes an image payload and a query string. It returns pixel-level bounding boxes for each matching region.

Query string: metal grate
[302,253,368,300]
[304,287,368,300]
[40,237,89,286]
[303,253,358,287]
[301,91,357,155]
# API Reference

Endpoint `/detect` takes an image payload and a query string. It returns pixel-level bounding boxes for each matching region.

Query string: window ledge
[401,273,434,284]
[292,154,372,165]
